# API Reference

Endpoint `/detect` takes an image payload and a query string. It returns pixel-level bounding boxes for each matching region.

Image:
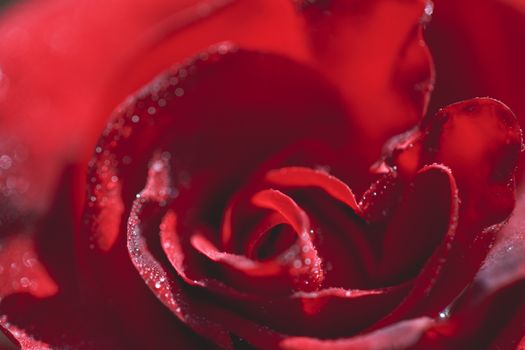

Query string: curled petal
[375,164,459,285]
[416,185,525,349]
[0,319,51,350]
[265,167,360,214]
[377,97,522,229]
[191,189,323,294]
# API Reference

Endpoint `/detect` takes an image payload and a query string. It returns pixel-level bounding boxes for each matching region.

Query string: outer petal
[0,167,138,349]
[415,184,525,349]
[280,317,435,350]
[427,0,525,150]
[294,0,435,189]
[0,0,307,208]
[373,98,523,321]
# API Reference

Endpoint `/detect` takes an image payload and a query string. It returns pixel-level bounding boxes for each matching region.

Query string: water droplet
[22,252,35,267]
[157,98,167,107]
[438,308,450,319]
[131,115,140,123]
[155,281,162,289]
[175,88,184,97]
[20,277,30,288]
[147,106,157,115]
[0,154,12,170]
[424,1,434,16]
[304,258,311,265]
[421,1,434,23]
[178,69,188,79]
[169,77,179,86]
[293,260,302,269]
[217,43,230,55]
[152,161,163,172]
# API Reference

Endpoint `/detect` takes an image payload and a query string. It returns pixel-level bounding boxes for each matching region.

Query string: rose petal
[377,97,522,229]
[280,317,435,350]
[0,319,51,350]
[375,164,459,286]
[0,167,138,349]
[416,184,525,349]
[295,0,435,185]
[190,189,323,294]
[372,98,522,319]
[0,0,308,208]
[427,0,525,149]
[240,285,411,339]
[266,167,361,214]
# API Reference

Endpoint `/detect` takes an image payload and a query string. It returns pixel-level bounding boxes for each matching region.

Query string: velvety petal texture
[0,0,524,349]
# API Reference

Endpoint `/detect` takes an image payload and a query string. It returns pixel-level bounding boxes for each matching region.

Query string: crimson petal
[377,97,522,229]
[191,189,323,294]
[372,98,522,320]
[416,185,525,349]
[280,317,435,350]
[295,0,435,189]
[266,166,360,214]
[374,164,459,286]
[241,285,411,339]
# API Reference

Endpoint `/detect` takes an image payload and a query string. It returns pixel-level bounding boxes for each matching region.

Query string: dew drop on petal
[175,88,184,97]
[424,1,434,16]
[147,106,157,115]
[20,277,30,288]
[0,155,12,170]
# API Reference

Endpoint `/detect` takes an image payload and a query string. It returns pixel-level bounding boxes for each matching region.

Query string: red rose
[0,1,524,349]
